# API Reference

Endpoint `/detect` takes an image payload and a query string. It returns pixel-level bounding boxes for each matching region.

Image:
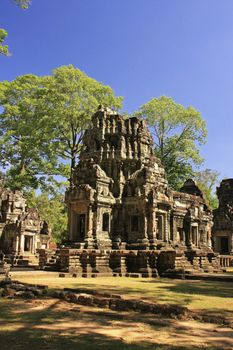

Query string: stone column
[15,235,19,254]
[85,205,94,248]
[172,216,177,242]
[31,236,35,254]
[186,224,192,247]
[230,232,233,255]
[148,209,157,247]
[164,213,169,242]
[20,234,25,253]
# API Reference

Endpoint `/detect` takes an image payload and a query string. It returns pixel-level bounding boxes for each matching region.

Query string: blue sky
[1,0,233,179]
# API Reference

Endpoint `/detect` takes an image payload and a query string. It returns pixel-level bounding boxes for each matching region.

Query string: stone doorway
[77,214,86,242]
[220,237,229,254]
[24,236,33,252]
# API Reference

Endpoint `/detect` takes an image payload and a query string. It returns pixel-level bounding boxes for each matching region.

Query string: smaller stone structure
[213,179,233,254]
[0,188,50,261]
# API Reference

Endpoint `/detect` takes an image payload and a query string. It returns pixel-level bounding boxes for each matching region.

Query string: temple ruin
[62,107,220,276]
[0,188,50,266]
[213,179,233,255]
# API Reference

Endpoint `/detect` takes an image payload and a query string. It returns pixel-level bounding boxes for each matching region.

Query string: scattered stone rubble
[0,278,232,327]
[0,278,189,319]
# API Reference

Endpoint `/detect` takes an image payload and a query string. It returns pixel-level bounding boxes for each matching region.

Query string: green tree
[0,66,122,191]
[0,29,9,56]
[14,0,31,9]
[28,192,67,243]
[0,74,66,192]
[194,169,220,209]
[136,96,207,189]
[43,65,122,180]
[0,1,31,56]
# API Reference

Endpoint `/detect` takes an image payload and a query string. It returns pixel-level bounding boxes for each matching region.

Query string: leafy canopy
[0,65,122,192]
[194,169,220,209]
[0,74,66,192]
[28,191,67,243]
[0,1,31,56]
[43,65,122,176]
[136,96,207,189]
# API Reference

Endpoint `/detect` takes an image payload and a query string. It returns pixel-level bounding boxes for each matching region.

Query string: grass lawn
[11,271,233,312]
[0,272,232,350]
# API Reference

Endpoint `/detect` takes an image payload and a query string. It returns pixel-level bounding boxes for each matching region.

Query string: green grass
[11,272,233,312]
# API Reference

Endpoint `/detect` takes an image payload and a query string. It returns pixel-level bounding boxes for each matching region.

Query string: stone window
[102,213,110,231]
[131,215,139,232]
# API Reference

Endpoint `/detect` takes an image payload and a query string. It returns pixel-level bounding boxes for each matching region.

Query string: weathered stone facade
[213,179,233,254]
[0,188,50,258]
[63,107,219,276]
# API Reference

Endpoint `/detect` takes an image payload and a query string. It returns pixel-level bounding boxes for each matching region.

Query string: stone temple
[213,179,233,254]
[63,107,220,276]
[0,188,50,266]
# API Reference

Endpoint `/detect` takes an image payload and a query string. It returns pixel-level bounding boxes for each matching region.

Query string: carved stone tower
[65,107,213,254]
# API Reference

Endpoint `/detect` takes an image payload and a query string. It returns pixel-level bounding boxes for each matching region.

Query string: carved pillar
[85,205,94,247]
[186,223,192,247]
[15,235,19,254]
[230,232,233,254]
[164,212,169,241]
[148,209,157,246]
[173,216,178,242]
[20,234,25,253]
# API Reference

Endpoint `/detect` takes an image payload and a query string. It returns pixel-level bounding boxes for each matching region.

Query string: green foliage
[0,74,65,192]
[42,65,123,176]
[136,96,207,189]
[0,66,122,192]
[194,169,220,209]
[27,192,67,243]
[14,0,31,9]
[0,1,31,56]
[0,29,9,56]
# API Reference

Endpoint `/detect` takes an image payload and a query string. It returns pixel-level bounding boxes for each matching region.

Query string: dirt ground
[0,297,233,350]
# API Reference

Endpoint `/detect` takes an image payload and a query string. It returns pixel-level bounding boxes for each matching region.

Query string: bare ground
[0,297,233,350]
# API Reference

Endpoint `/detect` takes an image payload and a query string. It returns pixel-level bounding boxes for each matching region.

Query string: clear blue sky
[1,0,233,179]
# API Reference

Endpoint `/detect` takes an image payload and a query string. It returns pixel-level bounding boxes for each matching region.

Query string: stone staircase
[38,249,60,271]
[174,255,197,273]
[4,253,39,268]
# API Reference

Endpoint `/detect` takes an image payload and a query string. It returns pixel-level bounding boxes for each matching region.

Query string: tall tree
[0,0,31,56]
[0,66,122,191]
[194,169,220,209]
[136,96,207,189]
[28,192,68,243]
[43,65,122,181]
[0,74,65,192]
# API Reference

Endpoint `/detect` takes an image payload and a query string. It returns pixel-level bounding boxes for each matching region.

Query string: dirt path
[0,298,233,350]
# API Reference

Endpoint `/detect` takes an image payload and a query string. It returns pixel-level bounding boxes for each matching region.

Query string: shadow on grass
[62,282,194,306]
[0,298,232,350]
[147,280,233,299]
